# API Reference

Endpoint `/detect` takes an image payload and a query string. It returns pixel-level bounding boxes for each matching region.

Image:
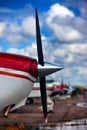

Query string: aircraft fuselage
[0,52,37,111]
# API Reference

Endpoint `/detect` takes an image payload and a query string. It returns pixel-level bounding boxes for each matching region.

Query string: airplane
[26,79,59,105]
[0,9,63,123]
[50,79,74,97]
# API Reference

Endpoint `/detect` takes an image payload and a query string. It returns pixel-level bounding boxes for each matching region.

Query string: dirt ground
[0,94,87,130]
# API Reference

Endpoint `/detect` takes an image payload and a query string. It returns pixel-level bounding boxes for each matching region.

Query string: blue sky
[0,0,87,87]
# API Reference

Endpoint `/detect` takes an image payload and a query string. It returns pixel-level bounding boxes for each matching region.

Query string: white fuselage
[29,83,53,98]
[29,81,59,98]
[0,68,36,111]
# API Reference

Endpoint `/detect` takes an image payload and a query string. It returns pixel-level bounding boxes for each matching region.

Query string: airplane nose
[38,64,63,78]
[29,59,38,79]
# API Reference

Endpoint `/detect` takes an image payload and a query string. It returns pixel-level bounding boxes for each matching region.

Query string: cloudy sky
[0,0,87,87]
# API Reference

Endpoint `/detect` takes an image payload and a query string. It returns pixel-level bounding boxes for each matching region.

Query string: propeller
[36,9,48,123]
[35,9,63,123]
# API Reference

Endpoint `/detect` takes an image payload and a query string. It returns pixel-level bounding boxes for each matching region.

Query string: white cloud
[47,3,74,23]
[8,23,21,33]
[0,8,14,13]
[65,29,82,41]
[46,3,83,43]
[53,48,66,57]
[0,46,2,52]
[65,53,74,63]
[42,35,47,41]
[0,16,36,44]
[0,21,22,44]
[79,1,87,19]
[60,68,72,77]
[67,44,87,54]
[0,22,6,37]
[6,34,22,44]
[78,67,87,76]
[7,43,37,59]
[48,43,87,65]
[22,16,35,36]
[7,48,24,55]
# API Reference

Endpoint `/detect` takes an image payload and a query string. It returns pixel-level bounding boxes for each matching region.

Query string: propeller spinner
[36,9,63,123]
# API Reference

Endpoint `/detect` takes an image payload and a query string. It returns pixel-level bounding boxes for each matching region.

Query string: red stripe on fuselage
[0,71,34,83]
[0,52,38,78]
[32,87,53,91]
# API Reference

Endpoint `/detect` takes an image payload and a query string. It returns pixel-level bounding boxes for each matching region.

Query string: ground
[0,94,87,130]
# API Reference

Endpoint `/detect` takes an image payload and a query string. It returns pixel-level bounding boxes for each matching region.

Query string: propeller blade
[40,77,48,123]
[35,9,48,123]
[36,9,44,66]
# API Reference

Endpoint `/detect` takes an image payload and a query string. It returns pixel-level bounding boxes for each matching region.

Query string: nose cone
[38,64,63,78]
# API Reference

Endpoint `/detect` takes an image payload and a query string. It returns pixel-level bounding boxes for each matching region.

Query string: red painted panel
[0,52,38,78]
